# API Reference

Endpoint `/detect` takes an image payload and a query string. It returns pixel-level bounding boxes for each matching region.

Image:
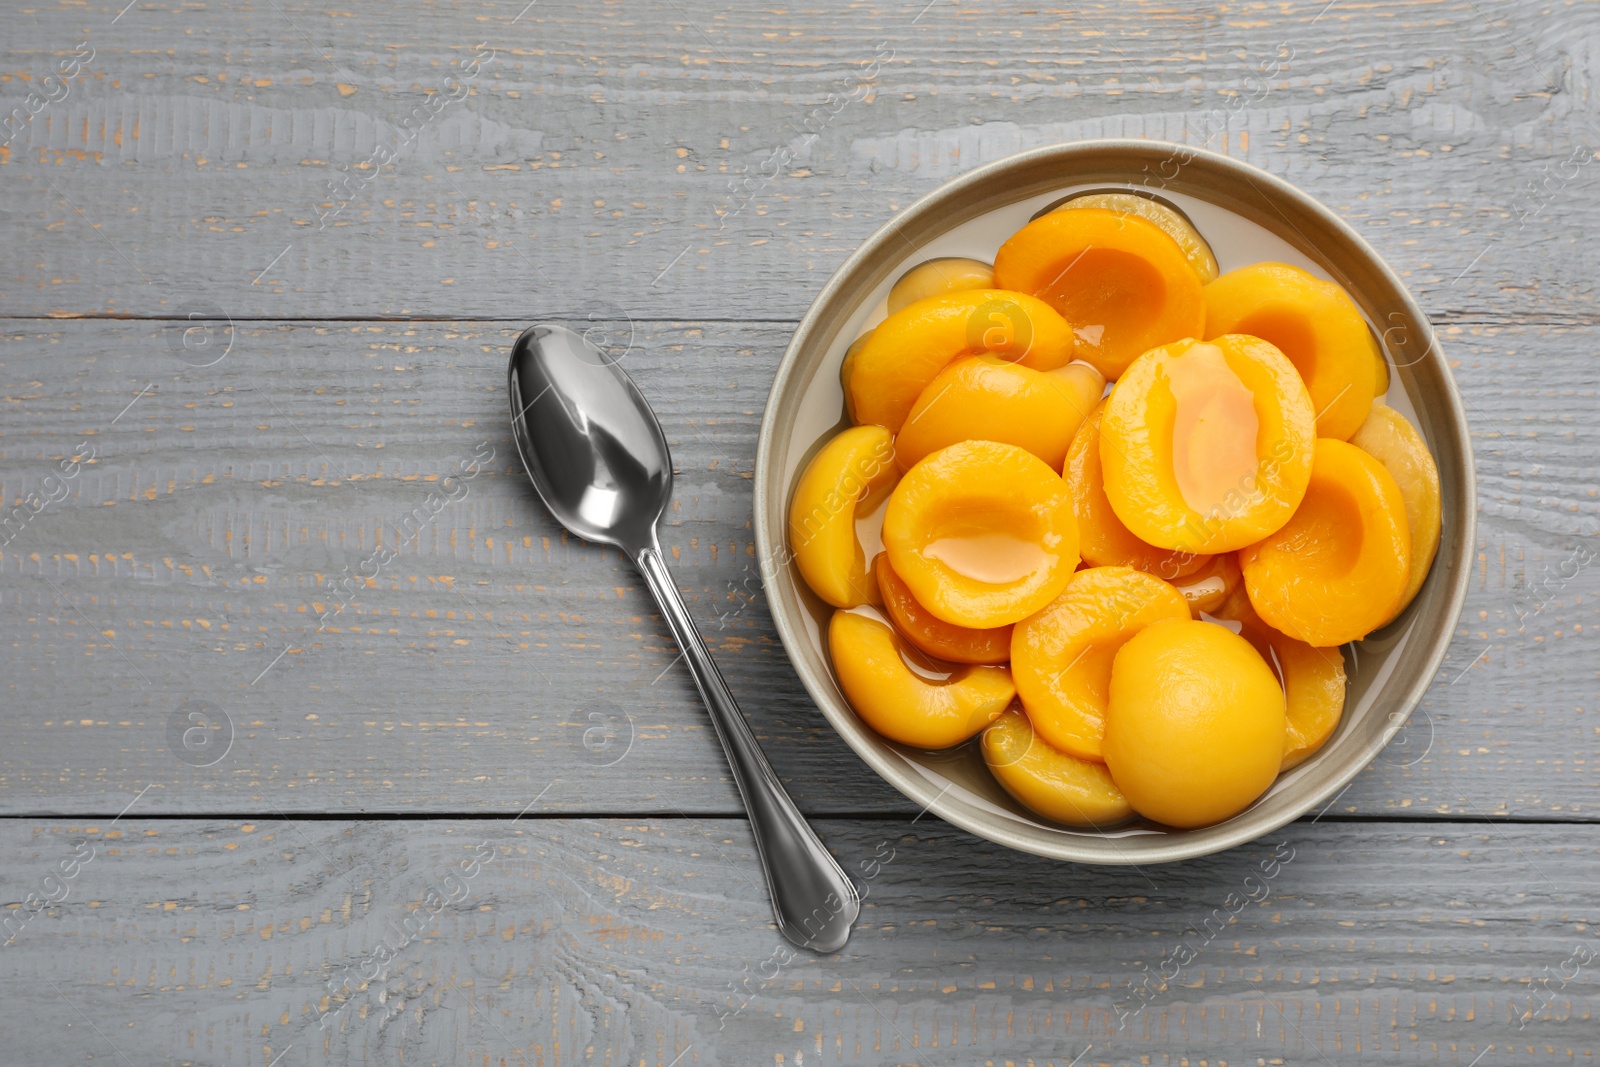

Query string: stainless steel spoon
[507,323,860,953]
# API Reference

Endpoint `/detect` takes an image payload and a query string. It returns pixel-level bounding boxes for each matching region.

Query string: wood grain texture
[0,318,1595,818]
[1,817,1596,1066]
[1,0,1599,323]
[4,2,1600,1061]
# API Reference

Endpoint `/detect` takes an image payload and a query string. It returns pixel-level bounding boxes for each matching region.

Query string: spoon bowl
[508,325,669,553]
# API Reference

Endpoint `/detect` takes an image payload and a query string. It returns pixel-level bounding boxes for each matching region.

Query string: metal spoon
[507,324,860,953]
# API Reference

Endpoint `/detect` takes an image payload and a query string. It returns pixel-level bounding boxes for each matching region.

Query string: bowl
[752,140,1475,864]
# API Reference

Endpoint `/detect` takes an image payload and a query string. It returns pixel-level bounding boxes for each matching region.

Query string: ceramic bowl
[752,140,1474,863]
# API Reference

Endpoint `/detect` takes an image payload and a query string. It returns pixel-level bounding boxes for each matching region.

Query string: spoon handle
[634,541,860,953]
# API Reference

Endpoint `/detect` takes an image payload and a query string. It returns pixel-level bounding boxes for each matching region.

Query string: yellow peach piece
[874,552,1012,665]
[1239,438,1411,647]
[1104,618,1287,828]
[1349,403,1441,626]
[1202,261,1379,441]
[1047,189,1219,283]
[1100,335,1316,554]
[789,425,897,608]
[848,289,1076,433]
[884,440,1079,628]
[1372,334,1391,397]
[1064,400,1215,581]
[994,207,1206,380]
[1218,588,1347,772]
[1174,551,1242,618]
[829,610,1014,749]
[1270,637,1348,771]
[839,329,874,423]
[982,708,1135,827]
[1010,566,1191,762]
[895,356,1105,472]
[887,257,996,314]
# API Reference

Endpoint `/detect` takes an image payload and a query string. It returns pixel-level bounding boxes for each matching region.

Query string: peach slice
[895,356,1105,472]
[828,610,1014,749]
[1349,403,1441,626]
[1174,551,1242,618]
[838,329,874,423]
[1100,335,1316,554]
[982,708,1134,827]
[1372,331,1391,397]
[1010,566,1191,762]
[1202,262,1379,441]
[883,440,1079,628]
[874,553,1012,665]
[848,289,1076,433]
[994,206,1206,380]
[1239,437,1411,647]
[1266,635,1347,771]
[1105,618,1287,828]
[1064,399,1214,581]
[789,424,897,608]
[1044,189,1219,283]
[887,257,996,314]
[1217,586,1347,772]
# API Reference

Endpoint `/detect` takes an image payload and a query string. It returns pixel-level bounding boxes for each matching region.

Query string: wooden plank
[1,0,1597,322]
[0,318,1595,819]
[0,817,1595,1064]
[2,5,1594,1063]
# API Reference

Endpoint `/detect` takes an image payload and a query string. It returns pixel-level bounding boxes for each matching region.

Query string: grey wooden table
[1,1,1596,1063]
